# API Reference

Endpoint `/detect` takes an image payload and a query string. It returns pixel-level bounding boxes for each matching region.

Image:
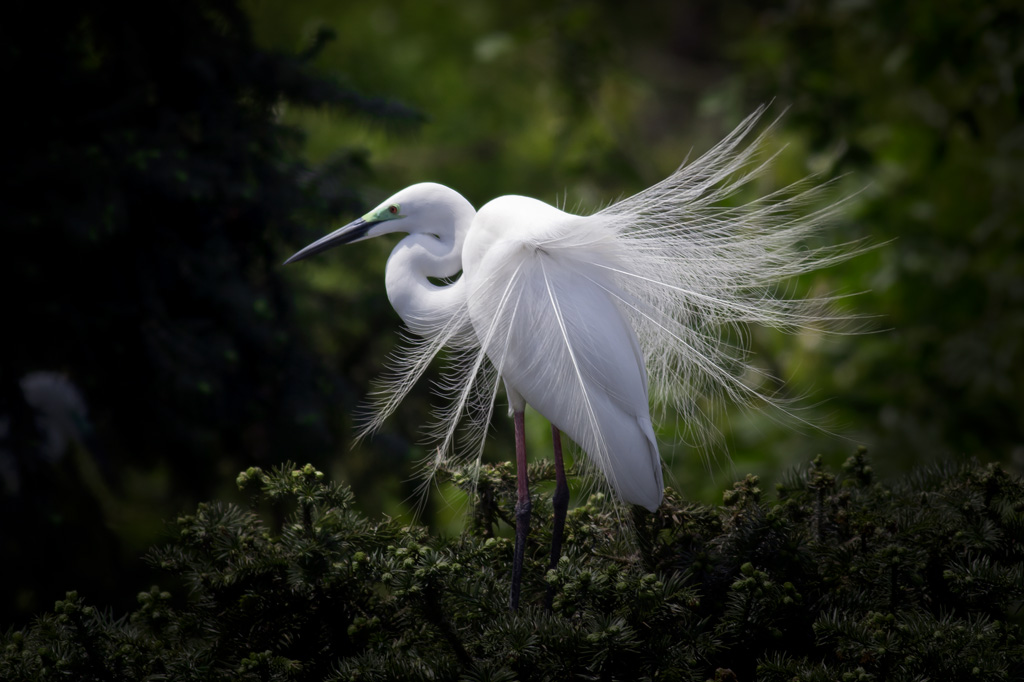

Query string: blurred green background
[2,0,1021,625]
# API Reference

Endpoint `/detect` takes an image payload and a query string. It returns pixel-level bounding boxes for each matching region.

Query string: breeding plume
[286,108,857,609]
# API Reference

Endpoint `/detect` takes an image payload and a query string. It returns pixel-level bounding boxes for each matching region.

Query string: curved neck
[384,199,474,338]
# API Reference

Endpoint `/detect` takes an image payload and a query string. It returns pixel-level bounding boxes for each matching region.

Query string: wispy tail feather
[356,105,869,512]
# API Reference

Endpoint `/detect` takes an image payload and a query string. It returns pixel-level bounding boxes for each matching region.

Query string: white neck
[384,196,475,339]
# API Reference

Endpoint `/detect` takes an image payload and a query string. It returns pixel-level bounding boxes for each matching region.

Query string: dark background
[2,0,1021,625]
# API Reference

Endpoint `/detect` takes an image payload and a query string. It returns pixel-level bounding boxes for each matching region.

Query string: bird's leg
[510,410,531,610]
[549,427,569,565]
[545,425,569,611]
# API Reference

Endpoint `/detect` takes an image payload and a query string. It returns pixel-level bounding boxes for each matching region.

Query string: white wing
[359,107,863,508]
[464,196,663,510]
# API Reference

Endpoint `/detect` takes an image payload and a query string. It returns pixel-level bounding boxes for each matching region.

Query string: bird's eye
[388,204,399,215]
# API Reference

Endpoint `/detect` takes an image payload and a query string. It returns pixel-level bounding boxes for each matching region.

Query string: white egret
[286,108,859,609]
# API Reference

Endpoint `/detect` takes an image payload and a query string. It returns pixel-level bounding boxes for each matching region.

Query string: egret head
[285,182,473,264]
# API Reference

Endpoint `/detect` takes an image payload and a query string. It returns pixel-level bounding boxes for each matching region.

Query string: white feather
[337,106,863,510]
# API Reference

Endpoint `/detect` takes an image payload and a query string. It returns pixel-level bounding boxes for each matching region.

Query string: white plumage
[286,106,860,607]
[465,195,663,510]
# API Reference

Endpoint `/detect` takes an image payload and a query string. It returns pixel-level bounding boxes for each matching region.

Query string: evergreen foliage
[3,454,1021,681]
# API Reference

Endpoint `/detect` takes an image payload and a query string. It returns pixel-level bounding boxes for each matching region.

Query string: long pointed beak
[284,217,373,265]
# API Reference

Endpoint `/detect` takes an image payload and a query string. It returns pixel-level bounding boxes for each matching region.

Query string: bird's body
[286,107,860,608]
[465,196,662,509]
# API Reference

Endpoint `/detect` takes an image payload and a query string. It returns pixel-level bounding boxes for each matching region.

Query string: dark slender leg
[510,410,531,610]
[545,425,569,610]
